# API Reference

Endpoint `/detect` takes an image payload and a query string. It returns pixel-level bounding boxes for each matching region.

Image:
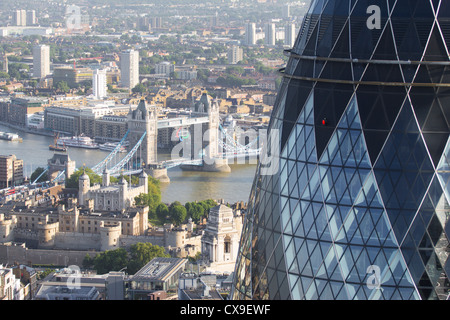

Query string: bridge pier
[180,157,231,173]
[145,166,170,183]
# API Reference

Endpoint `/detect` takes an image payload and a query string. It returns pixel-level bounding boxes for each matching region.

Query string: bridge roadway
[157,116,209,129]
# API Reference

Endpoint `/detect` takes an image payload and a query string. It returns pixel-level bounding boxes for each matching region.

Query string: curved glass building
[232,0,450,300]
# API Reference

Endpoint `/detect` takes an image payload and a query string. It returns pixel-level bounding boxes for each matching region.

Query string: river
[0,124,256,205]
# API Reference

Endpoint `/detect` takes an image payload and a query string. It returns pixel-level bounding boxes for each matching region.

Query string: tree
[127,242,170,274]
[198,199,217,219]
[65,168,102,189]
[185,202,205,223]
[56,81,70,93]
[82,254,94,269]
[89,243,169,274]
[155,203,169,223]
[169,204,187,225]
[132,83,146,94]
[93,248,128,274]
[134,176,161,213]
[30,167,48,183]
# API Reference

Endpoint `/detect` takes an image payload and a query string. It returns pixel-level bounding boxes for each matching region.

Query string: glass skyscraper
[232,0,450,300]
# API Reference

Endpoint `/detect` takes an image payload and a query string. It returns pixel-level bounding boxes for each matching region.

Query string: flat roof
[130,257,187,282]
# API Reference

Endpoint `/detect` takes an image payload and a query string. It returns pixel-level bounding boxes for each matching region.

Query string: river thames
[0,124,257,205]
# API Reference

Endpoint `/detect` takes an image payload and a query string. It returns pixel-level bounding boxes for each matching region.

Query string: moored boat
[57,134,99,149]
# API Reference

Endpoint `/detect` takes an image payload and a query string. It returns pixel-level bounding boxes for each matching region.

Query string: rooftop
[130,257,187,282]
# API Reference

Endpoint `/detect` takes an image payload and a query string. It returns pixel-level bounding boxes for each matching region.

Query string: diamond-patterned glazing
[232,0,450,300]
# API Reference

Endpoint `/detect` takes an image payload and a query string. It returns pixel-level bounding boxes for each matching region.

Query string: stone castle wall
[0,242,98,266]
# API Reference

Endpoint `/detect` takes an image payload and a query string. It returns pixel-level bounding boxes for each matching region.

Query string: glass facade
[231,0,450,300]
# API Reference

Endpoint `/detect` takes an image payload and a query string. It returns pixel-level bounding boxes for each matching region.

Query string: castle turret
[119,176,128,210]
[37,220,58,249]
[0,214,17,243]
[139,170,148,194]
[78,171,90,206]
[102,168,110,187]
[99,221,122,251]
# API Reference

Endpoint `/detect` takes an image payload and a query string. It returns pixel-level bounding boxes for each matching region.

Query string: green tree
[185,202,205,223]
[198,199,217,219]
[82,254,94,269]
[93,248,128,274]
[132,83,146,94]
[127,242,170,274]
[155,202,169,223]
[134,176,161,213]
[169,204,187,225]
[65,168,102,189]
[56,81,70,93]
[30,167,48,183]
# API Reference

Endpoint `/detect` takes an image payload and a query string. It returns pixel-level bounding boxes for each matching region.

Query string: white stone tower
[78,171,90,206]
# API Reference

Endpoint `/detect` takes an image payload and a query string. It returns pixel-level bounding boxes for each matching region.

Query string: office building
[227,45,244,64]
[120,49,139,90]
[0,155,24,189]
[33,45,50,79]
[245,23,256,46]
[93,69,107,99]
[284,23,296,47]
[265,23,276,46]
[35,285,101,300]
[126,257,187,300]
[232,0,450,300]
[53,67,93,87]
[155,61,175,77]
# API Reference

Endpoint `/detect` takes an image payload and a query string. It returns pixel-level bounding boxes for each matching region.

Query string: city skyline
[0,0,448,307]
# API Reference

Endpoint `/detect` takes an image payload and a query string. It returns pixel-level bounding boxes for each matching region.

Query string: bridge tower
[127,98,170,182]
[47,153,76,182]
[127,97,158,166]
[183,92,230,172]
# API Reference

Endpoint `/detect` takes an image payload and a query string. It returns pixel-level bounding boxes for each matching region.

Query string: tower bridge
[38,93,262,186]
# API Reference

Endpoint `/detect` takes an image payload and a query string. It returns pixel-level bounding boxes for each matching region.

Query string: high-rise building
[232,0,450,300]
[120,49,139,90]
[265,23,276,46]
[2,55,8,73]
[284,23,296,48]
[12,10,26,26]
[282,4,290,19]
[92,69,107,99]
[0,155,23,189]
[245,23,256,46]
[228,45,244,64]
[32,45,50,79]
[26,10,36,26]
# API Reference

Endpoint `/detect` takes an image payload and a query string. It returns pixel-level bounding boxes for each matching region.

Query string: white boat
[99,142,128,153]
[0,132,22,142]
[57,135,99,149]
